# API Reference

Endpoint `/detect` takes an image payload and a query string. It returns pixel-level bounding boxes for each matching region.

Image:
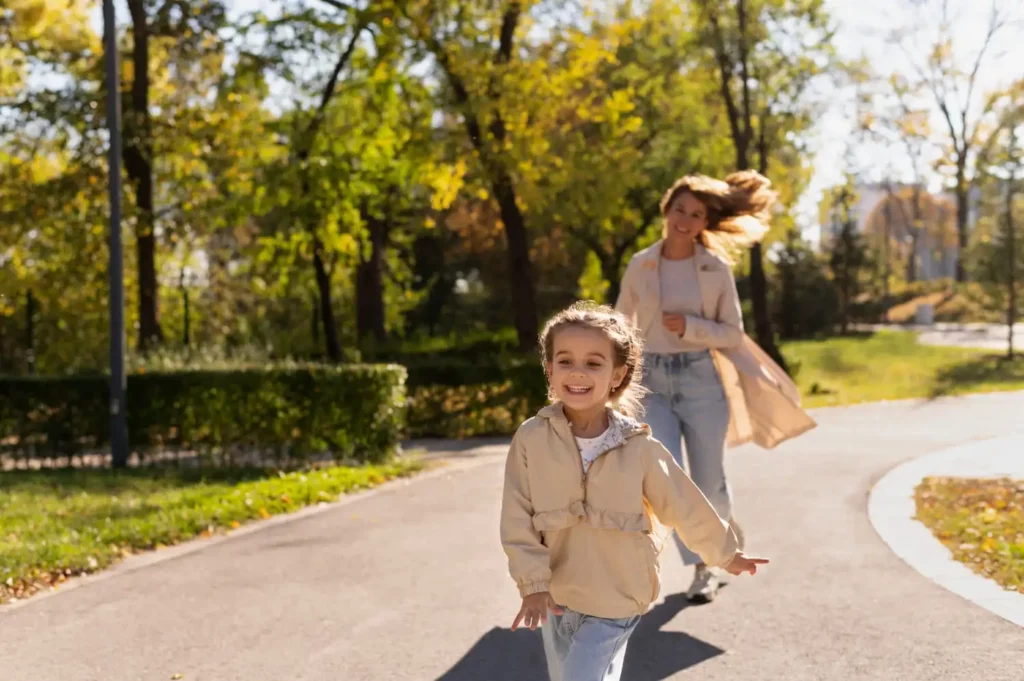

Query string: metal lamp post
[103,0,129,468]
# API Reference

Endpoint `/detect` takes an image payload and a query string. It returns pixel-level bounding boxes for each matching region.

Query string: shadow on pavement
[436,593,724,681]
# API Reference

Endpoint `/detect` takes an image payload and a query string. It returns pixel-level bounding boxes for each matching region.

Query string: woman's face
[664,191,709,245]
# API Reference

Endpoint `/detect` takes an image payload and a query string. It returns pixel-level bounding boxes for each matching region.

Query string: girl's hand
[511,592,564,631]
[724,552,770,576]
[662,313,687,336]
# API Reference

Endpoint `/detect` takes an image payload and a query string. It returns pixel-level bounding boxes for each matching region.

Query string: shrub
[405,360,549,439]
[0,364,405,466]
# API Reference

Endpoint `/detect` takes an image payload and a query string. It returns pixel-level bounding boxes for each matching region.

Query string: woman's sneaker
[686,566,721,603]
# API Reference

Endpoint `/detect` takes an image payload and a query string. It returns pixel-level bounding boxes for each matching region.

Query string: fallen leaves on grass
[915,477,1024,592]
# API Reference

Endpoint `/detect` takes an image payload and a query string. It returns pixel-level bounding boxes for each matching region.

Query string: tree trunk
[907,185,923,283]
[1007,165,1017,360]
[412,234,451,335]
[25,289,35,374]
[124,0,162,351]
[312,239,341,362]
[906,232,920,284]
[748,153,787,372]
[493,170,539,350]
[311,291,320,348]
[600,252,625,306]
[955,161,969,283]
[881,186,892,302]
[356,216,388,346]
[180,271,190,347]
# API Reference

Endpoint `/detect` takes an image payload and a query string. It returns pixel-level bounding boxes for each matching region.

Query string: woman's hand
[724,552,770,576]
[511,592,563,631]
[662,313,687,336]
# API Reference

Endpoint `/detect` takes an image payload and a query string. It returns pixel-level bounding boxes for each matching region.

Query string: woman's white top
[643,256,706,354]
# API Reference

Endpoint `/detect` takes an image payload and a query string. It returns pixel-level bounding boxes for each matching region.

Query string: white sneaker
[686,566,721,604]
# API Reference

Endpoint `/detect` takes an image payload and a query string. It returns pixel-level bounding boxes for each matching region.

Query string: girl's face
[664,191,709,245]
[546,326,627,416]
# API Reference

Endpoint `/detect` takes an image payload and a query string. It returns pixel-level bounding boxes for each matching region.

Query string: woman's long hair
[660,170,778,263]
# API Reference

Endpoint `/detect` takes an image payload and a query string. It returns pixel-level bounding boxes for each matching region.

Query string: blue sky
[85,0,1024,241]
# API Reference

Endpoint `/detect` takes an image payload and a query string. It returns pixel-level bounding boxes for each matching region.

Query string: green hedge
[0,364,406,465]
[404,359,549,439]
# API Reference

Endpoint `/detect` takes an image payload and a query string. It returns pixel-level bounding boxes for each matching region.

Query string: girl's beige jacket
[500,404,738,619]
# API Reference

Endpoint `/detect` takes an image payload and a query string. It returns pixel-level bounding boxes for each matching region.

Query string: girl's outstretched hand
[724,552,769,576]
[511,592,564,631]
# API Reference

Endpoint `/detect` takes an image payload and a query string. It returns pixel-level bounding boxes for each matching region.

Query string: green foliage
[0,364,406,465]
[772,230,837,339]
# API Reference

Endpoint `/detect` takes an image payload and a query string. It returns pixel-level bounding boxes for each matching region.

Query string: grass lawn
[915,477,1024,592]
[782,331,1024,408]
[0,457,425,604]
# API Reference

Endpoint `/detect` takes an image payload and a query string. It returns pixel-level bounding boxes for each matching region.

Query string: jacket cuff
[517,579,550,597]
[705,524,740,569]
[681,316,704,343]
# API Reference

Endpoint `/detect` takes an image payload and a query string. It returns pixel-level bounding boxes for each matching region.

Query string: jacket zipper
[562,421,589,501]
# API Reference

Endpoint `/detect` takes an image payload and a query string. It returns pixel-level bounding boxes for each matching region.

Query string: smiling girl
[500,302,767,681]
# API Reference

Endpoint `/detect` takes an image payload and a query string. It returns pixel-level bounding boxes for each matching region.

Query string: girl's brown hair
[661,170,778,263]
[539,301,647,418]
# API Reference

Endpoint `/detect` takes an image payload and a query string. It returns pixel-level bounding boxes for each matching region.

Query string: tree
[246,0,373,361]
[772,229,836,339]
[857,68,939,284]
[121,0,227,350]
[532,1,735,304]
[892,0,1013,282]
[341,58,462,346]
[693,0,836,371]
[826,180,868,334]
[400,0,541,350]
[861,187,957,286]
[1004,134,1019,358]
[972,85,1024,358]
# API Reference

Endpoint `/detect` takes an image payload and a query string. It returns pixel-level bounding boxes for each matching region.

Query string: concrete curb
[868,433,1024,628]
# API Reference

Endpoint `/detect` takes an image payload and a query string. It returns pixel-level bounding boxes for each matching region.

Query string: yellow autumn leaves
[915,476,1024,592]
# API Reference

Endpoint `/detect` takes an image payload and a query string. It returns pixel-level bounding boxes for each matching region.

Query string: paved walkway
[2,393,1024,680]
[859,322,1023,351]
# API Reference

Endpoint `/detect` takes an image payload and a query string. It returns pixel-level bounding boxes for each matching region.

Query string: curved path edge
[868,433,1024,628]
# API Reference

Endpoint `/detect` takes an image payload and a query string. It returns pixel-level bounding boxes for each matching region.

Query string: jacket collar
[631,240,726,322]
[538,402,649,455]
[634,240,728,273]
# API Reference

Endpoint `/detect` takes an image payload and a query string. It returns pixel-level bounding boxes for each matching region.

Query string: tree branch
[496,1,521,65]
[703,3,745,163]
[315,0,356,12]
[737,0,754,154]
[299,20,366,156]
[962,1,1003,123]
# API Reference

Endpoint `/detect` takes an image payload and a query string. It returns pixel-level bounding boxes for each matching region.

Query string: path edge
[867,434,1024,629]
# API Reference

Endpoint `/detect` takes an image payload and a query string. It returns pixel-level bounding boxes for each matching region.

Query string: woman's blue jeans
[641,350,732,566]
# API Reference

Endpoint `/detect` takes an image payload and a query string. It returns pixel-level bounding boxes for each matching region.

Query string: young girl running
[501,302,767,681]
